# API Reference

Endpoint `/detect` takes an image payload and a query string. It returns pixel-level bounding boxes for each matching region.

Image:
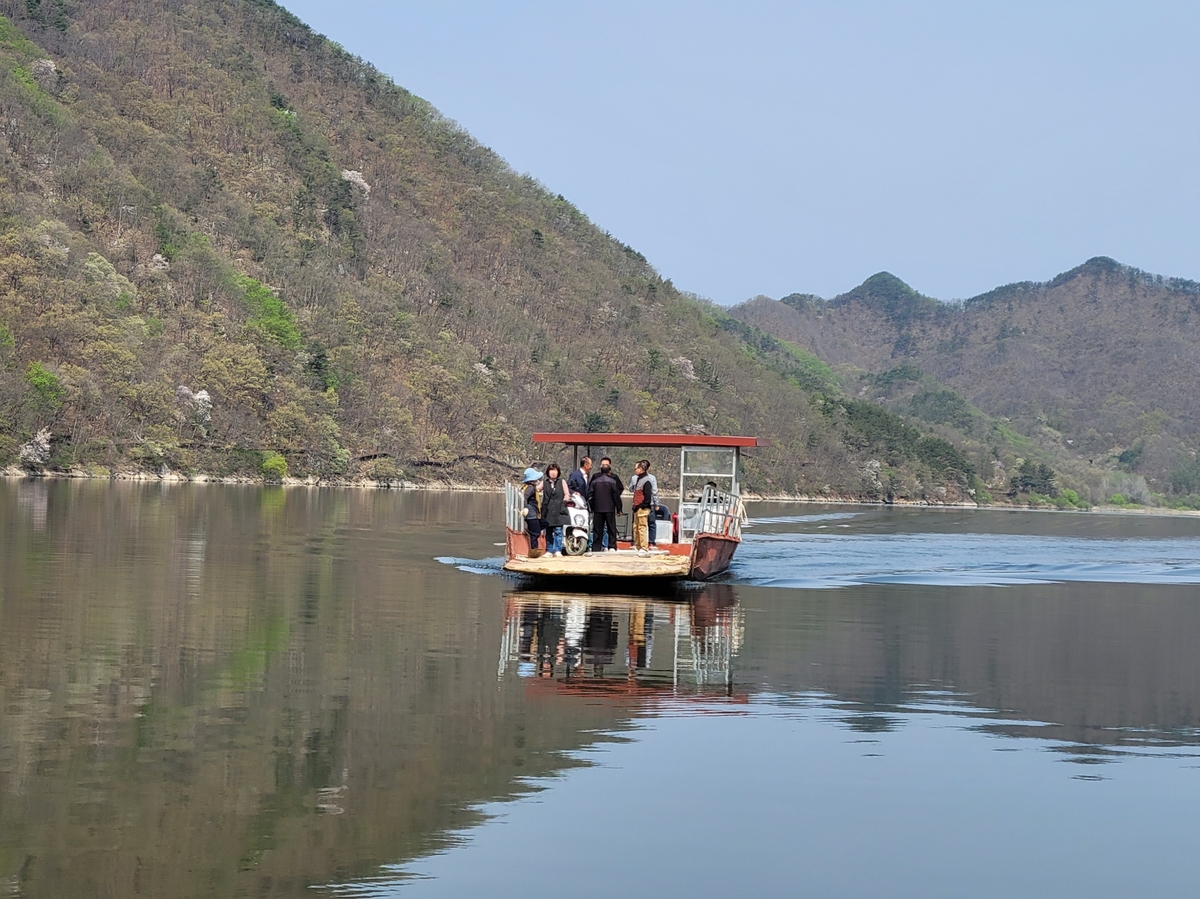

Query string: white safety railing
[679,485,746,542]
[504,481,526,532]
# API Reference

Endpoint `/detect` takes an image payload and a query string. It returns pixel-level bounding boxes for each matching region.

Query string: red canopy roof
[533,432,763,448]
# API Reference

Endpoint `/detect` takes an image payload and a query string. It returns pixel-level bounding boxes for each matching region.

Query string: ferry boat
[503,433,760,581]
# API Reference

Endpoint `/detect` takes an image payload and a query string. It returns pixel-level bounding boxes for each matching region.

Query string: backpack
[632,477,645,508]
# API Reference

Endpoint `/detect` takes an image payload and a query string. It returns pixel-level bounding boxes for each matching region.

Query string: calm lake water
[2,481,1199,898]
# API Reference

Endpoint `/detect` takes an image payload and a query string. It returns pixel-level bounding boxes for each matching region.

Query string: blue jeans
[546,526,563,554]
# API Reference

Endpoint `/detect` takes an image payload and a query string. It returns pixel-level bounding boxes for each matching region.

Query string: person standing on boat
[635,459,662,547]
[522,468,544,557]
[541,462,571,557]
[630,461,654,554]
[602,455,624,549]
[568,456,592,501]
[588,459,622,552]
[596,455,624,549]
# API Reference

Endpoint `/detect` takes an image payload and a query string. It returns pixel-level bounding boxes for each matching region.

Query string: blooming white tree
[19,428,52,468]
[177,386,213,433]
[340,170,370,196]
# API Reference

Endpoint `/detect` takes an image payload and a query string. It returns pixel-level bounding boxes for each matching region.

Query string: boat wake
[435,556,507,576]
[733,532,1200,588]
[742,512,859,528]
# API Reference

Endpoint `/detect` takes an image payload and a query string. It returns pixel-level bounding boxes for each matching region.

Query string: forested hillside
[732,259,1200,507]
[0,0,1064,503]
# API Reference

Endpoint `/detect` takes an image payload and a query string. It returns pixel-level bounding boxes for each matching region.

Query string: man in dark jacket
[588,458,623,552]
[568,456,591,501]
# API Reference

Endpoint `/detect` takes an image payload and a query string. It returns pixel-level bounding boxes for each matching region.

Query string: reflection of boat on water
[504,433,761,581]
[498,586,745,699]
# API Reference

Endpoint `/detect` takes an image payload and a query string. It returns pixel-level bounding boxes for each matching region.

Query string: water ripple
[733,531,1200,588]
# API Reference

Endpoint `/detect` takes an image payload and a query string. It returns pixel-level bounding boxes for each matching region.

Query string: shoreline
[4,468,1198,518]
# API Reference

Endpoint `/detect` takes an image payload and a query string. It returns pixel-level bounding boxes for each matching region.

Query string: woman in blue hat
[522,467,544,557]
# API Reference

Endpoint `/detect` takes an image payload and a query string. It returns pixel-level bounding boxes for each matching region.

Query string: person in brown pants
[631,460,653,554]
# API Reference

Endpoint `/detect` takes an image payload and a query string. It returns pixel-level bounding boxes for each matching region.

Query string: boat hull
[503,528,738,581]
[687,533,739,580]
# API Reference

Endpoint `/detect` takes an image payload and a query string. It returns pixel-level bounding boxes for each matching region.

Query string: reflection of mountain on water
[499,587,745,699]
[0,483,637,899]
[739,581,1200,755]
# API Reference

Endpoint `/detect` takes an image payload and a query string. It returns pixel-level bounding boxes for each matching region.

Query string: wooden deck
[503,549,691,579]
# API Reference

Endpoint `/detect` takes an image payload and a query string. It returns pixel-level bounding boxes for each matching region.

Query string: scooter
[563,491,591,555]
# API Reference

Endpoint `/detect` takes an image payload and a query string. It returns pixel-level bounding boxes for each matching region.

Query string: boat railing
[505,481,526,533]
[679,485,746,542]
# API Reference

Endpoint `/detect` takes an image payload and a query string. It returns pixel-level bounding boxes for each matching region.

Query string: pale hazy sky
[279,1,1199,304]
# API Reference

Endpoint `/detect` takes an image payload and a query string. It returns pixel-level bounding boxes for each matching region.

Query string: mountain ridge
[732,256,1200,504]
[0,0,1017,503]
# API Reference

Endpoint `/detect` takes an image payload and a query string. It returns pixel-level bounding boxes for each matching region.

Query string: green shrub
[1011,459,1057,496]
[778,341,837,392]
[24,361,65,413]
[971,476,993,504]
[1117,443,1144,470]
[872,364,924,388]
[838,399,921,457]
[909,388,975,432]
[0,16,40,54]
[915,435,975,480]
[260,451,288,482]
[367,457,401,484]
[1051,490,1089,510]
[0,434,17,466]
[1108,493,1129,505]
[582,411,611,433]
[239,276,301,350]
[1170,458,1200,495]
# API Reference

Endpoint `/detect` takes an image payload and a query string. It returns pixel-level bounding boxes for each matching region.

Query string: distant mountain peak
[1047,256,1124,287]
[835,271,941,324]
[1036,257,1199,296]
[855,271,917,293]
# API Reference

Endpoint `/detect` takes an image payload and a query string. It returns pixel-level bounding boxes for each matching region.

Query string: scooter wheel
[563,533,588,556]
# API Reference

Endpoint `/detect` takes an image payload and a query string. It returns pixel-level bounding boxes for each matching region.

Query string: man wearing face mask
[587,456,623,552]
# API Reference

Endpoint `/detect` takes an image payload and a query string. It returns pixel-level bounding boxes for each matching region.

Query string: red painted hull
[506,527,532,560]
[687,533,739,580]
